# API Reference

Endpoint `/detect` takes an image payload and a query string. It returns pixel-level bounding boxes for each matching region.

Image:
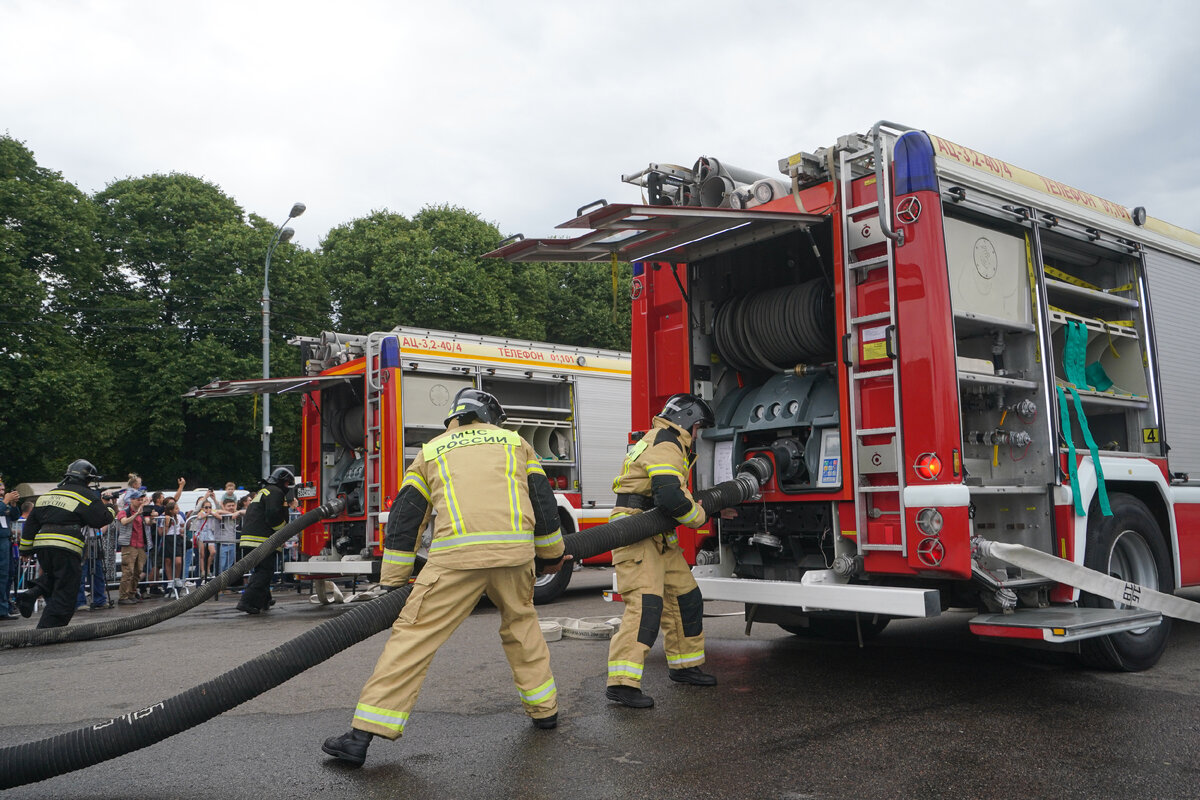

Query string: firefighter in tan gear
[323,388,566,767]
[605,393,717,709]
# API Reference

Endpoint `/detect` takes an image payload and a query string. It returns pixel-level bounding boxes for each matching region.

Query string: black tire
[533,511,575,605]
[779,614,890,641]
[1078,493,1173,672]
[532,564,573,605]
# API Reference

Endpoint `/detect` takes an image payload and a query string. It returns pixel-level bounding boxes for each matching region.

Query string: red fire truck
[489,121,1200,669]
[184,327,633,603]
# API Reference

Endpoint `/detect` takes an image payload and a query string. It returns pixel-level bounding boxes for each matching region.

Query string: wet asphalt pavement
[1,569,1198,799]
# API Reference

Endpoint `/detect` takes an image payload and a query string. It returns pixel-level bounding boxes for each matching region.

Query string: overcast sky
[3,1,1198,249]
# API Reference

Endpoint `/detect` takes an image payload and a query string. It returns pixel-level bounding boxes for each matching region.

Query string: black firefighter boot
[605,684,654,708]
[669,666,718,686]
[322,729,374,767]
[15,590,39,619]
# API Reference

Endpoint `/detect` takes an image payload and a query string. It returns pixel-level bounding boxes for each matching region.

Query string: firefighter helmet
[63,459,102,484]
[266,467,295,490]
[444,388,507,427]
[658,393,715,431]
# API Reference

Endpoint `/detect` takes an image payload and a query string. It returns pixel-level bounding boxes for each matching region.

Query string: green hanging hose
[1059,320,1111,517]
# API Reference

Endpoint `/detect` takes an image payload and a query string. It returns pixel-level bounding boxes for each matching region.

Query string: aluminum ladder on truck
[362,332,391,552]
[839,124,908,558]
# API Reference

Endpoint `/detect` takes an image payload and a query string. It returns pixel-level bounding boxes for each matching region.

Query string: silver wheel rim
[1109,529,1158,635]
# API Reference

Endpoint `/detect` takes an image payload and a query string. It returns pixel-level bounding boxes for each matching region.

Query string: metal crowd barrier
[12,510,307,615]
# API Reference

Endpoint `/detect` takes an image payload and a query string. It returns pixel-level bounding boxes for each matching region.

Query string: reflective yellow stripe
[428,530,533,552]
[382,549,415,565]
[353,702,408,732]
[607,660,644,679]
[505,444,520,535]
[518,677,557,705]
[31,533,84,554]
[534,530,562,548]
[435,455,464,536]
[667,651,705,666]
[676,505,703,526]
[646,463,684,480]
[48,489,92,505]
[402,472,430,502]
[526,459,546,476]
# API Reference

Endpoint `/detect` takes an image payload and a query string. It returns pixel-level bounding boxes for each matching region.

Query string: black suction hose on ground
[0,499,348,650]
[0,458,771,789]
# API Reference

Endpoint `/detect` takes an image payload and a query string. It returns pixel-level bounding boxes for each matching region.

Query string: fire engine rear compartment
[676,176,1172,638]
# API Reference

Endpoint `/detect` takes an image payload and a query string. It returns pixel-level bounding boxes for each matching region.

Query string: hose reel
[713,280,834,373]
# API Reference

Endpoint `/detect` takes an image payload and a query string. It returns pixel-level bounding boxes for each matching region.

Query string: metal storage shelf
[504,417,573,428]
[503,404,573,418]
[1058,386,1149,409]
[958,371,1039,390]
[953,311,1036,336]
[1044,278,1139,309]
[966,484,1047,495]
[1048,310,1139,339]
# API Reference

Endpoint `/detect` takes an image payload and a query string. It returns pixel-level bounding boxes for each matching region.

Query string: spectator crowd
[1,472,299,621]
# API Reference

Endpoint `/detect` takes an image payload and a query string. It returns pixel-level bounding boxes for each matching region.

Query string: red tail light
[914,452,942,480]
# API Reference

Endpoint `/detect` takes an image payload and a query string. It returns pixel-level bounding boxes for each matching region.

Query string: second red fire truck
[186,327,636,603]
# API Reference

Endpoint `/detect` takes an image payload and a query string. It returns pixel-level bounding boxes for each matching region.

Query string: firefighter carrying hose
[323,388,566,767]
[16,460,116,628]
[236,467,293,615]
[605,393,719,709]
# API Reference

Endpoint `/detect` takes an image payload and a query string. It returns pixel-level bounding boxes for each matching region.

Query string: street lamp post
[262,202,306,480]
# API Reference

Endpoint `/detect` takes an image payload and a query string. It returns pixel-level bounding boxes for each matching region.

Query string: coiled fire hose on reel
[0,458,773,789]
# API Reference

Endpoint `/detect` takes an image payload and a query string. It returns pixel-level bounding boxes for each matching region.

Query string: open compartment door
[486,203,824,264]
[181,374,354,399]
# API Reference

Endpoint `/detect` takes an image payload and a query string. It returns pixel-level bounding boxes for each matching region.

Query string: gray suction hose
[0,458,771,789]
[0,498,348,649]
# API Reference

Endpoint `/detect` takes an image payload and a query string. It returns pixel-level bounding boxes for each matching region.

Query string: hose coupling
[320,496,348,517]
[737,455,774,488]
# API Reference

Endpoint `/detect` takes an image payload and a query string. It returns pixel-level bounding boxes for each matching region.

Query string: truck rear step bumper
[694,571,941,618]
[969,607,1162,643]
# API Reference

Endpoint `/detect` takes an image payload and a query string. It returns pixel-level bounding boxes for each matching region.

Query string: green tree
[542,260,632,351]
[324,204,552,338]
[0,136,117,482]
[91,174,330,488]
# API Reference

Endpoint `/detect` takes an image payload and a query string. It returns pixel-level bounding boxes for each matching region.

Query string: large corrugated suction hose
[0,458,771,789]
[564,459,770,560]
[0,582,413,789]
[0,499,347,650]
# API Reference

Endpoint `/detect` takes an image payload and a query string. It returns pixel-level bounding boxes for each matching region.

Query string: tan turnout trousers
[606,533,705,688]
[352,560,558,739]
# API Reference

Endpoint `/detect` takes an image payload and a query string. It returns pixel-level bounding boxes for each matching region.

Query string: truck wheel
[779,614,889,641]
[1078,493,1173,672]
[533,564,573,605]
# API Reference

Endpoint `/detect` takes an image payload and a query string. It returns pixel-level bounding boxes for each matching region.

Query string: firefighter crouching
[236,467,294,615]
[17,460,116,628]
[605,393,718,709]
[323,388,566,767]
